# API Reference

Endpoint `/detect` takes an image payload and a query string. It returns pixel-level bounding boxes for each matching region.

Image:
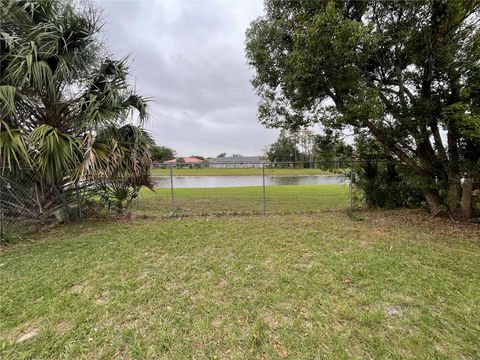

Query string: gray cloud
[96,0,278,157]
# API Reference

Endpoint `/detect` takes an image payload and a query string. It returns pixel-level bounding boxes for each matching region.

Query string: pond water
[152,175,346,188]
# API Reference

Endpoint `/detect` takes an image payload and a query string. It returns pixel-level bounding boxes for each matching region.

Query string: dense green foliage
[150,145,176,163]
[349,134,425,209]
[266,130,302,163]
[0,0,153,218]
[312,129,353,164]
[246,0,480,220]
[266,128,353,168]
[353,160,425,209]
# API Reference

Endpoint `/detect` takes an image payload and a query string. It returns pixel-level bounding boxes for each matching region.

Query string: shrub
[352,160,425,209]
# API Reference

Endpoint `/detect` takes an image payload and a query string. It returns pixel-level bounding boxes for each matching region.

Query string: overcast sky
[96,0,278,157]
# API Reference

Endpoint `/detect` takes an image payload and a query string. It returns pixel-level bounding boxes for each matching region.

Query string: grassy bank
[1,210,479,359]
[136,184,349,216]
[151,167,342,176]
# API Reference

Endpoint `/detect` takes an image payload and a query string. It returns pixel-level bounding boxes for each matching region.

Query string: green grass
[151,167,341,176]
[1,210,479,359]
[136,184,349,216]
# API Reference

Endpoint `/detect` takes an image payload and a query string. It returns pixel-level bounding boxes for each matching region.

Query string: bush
[352,160,425,209]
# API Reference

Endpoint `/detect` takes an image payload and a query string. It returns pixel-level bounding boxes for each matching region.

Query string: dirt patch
[115,318,139,331]
[190,292,204,302]
[211,316,223,327]
[385,305,403,317]
[94,290,109,305]
[274,342,289,358]
[137,282,150,292]
[70,281,88,294]
[15,328,40,343]
[263,314,278,330]
[55,321,72,336]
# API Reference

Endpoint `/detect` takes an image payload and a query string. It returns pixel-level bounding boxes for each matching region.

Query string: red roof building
[163,157,204,164]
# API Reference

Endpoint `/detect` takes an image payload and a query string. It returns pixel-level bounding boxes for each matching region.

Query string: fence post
[349,162,353,210]
[170,165,175,217]
[262,163,266,214]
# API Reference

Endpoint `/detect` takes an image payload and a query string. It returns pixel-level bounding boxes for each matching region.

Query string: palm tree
[0,0,152,218]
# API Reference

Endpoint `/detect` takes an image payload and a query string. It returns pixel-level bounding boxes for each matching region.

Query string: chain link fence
[0,171,75,243]
[138,161,354,217]
[0,169,111,243]
[7,159,473,242]
[0,159,429,243]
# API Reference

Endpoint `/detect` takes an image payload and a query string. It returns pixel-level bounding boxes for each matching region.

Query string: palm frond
[95,124,154,186]
[76,133,110,179]
[123,93,149,123]
[29,124,81,183]
[0,119,31,169]
[0,85,18,116]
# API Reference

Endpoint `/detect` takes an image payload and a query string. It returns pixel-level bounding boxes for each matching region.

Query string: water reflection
[152,175,345,188]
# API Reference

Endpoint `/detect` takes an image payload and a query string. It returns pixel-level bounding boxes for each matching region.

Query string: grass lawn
[1,210,479,359]
[151,167,341,176]
[136,184,350,216]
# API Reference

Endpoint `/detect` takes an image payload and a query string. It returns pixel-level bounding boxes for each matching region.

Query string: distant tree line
[150,146,176,163]
[265,129,353,166]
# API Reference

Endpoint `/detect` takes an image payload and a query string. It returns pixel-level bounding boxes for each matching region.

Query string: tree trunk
[460,178,474,220]
[447,177,468,221]
[425,192,444,216]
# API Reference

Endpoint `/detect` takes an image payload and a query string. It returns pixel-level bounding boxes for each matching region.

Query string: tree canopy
[313,129,353,164]
[246,0,480,220]
[151,145,176,162]
[266,130,302,163]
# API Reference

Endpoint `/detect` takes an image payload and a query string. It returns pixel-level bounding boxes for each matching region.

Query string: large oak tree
[246,0,480,220]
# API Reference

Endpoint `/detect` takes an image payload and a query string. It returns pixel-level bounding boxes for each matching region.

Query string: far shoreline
[150,167,345,177]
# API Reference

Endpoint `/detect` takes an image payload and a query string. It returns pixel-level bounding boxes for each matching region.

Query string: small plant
[98,180,140,215]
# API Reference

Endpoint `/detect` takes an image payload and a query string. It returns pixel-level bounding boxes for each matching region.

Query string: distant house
[162,157,205,168]
[207,156,268,168]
